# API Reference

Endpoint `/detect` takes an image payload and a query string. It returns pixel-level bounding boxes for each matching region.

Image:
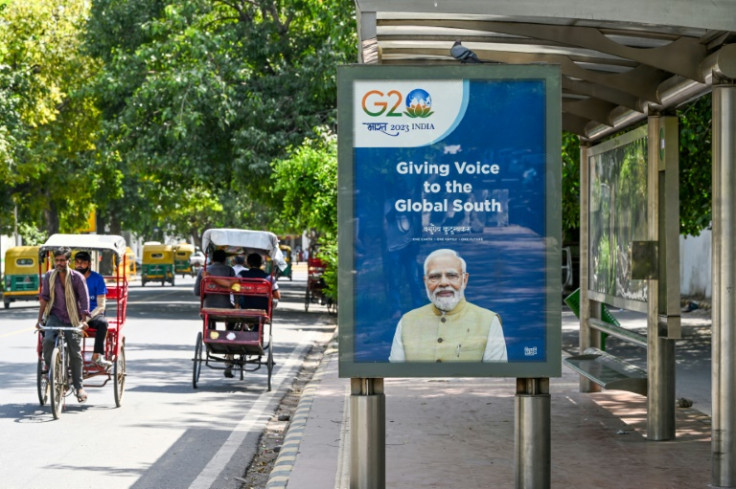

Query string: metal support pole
[515,378,550,489]
[646,114,679,441]
[712,82,736,487]
[578,141,601,392]
[350,378,385,489]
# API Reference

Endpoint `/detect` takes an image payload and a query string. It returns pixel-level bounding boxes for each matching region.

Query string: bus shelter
[348,1,736,487]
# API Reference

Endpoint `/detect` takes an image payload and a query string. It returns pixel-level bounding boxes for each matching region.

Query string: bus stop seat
[564,347,648,396]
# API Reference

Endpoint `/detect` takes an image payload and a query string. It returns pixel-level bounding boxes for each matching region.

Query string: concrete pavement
[267,306,713,489]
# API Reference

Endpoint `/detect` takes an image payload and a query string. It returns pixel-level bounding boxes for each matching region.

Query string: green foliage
[561,131,580,243]
[0,0,102,235]
[271,129,338,299]
[271,129,337,235]
[678,93,712,236]
[18,222,46,245]
[83,0,356,239]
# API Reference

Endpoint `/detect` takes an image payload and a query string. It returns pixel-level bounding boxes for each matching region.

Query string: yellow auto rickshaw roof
[174,243,195,252]
[143,243,174,252]
[5,245,40,258]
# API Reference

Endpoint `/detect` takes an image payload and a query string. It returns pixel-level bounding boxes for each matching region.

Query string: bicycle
[37,325,84,419]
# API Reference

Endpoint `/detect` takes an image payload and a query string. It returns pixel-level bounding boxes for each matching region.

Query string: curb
[265,338,338,489]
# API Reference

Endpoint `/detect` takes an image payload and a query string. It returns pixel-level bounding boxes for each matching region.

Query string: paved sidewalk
[268,309,713,489]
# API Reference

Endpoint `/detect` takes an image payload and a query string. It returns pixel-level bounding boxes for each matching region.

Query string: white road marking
[189,333,315,489]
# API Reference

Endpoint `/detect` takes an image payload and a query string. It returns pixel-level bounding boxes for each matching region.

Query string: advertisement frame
[337,64,561,378]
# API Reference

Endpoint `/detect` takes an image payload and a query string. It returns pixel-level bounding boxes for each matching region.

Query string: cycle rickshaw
[36,234,129,418]
[192,228,286,391]
[305,252,335,312]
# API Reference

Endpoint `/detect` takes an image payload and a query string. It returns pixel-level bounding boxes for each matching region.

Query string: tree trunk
[44,200,60,235]
[109,215,122,235]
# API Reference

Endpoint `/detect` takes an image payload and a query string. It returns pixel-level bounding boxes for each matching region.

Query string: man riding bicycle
[36,247,91,403]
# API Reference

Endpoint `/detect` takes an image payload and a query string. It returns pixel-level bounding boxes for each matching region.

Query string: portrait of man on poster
[388,248,508,363]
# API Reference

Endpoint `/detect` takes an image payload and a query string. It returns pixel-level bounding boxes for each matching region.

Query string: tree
[561,131,580,244]
[678,93,712,236]
[271,129,337,297]
[83,0,356,238]
[0,0,101,236]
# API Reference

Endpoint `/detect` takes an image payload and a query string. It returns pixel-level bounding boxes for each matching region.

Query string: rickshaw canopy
[201,228,287,271]
[39,234,127,261]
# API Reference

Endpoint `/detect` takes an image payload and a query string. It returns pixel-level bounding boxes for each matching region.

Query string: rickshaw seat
[200,276,274,320]
[201,307,239,319]
[106,286,125,299]
[200,307,271,323]
[240,308,270,317]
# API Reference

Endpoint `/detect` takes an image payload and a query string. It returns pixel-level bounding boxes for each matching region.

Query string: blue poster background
[353,79,548,363]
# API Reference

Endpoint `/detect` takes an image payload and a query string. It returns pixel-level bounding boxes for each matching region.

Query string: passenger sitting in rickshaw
[74,251,113,370]
[193,249,235,329]
[236,253,281,330]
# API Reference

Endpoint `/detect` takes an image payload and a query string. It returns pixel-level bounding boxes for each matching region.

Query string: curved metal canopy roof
[355,0,736,141]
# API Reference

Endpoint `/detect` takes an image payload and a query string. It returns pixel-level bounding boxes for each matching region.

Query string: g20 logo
[361,88,434,119]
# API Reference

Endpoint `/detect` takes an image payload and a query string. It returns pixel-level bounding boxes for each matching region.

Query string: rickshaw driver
[193,248,236,327]
[74,251,113,370]
[194,248,237,378]
[36,247,91,403]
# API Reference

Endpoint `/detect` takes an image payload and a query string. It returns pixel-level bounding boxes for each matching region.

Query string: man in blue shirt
[74,251,113,370]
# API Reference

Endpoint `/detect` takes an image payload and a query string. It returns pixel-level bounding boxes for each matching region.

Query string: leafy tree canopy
[0,0,101,238]
[83,0,356,240]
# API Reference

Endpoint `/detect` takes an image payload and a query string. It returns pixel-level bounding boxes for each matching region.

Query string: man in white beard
[389,248,507,362]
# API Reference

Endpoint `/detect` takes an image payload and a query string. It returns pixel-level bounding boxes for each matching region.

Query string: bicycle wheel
[192,332,203,389]
[114,342,126,407]
[37,357,48,406]
[49,347,64,419]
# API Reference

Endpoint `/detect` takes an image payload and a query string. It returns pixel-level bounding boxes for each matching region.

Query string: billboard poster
[338,65,561,378]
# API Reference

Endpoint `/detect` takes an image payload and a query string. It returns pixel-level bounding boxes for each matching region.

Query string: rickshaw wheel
[114,343,126,407]
[304,288,310,312]
[3,300,9,309]
[266,342,274,392]
[37,357,49,406]
[192,332,203,389]
[49,347,64,419]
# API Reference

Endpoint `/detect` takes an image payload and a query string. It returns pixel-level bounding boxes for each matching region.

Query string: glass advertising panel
[587,127,649,311]
[338,65,561,378]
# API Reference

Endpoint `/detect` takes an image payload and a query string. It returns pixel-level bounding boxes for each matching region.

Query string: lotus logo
[404,89,433,118]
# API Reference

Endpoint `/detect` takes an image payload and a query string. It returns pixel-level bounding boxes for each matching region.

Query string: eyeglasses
[426,272,463,285]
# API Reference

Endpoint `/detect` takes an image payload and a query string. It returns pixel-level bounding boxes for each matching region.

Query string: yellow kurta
[399,299,503,362]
